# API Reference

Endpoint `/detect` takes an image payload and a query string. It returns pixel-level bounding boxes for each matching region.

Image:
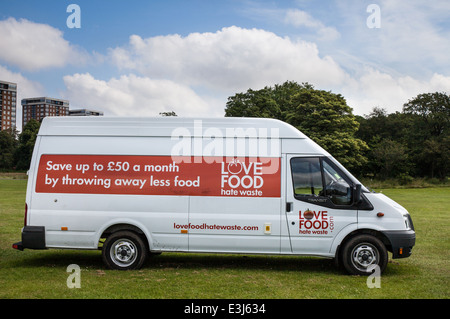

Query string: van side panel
[188,197,281,253]
[31,135,283,253]
[30,136,189,250]
[31,193,189,250]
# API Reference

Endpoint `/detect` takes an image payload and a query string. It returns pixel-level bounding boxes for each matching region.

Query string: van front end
[380,210,415,259]
[382,227,416,259]
[361,192,416,259]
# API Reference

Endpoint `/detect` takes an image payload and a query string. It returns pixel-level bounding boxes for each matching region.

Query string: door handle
[286,202,293,212]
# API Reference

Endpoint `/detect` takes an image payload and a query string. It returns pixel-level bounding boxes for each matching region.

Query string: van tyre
[102,231,148,270]
[341,234,388,276]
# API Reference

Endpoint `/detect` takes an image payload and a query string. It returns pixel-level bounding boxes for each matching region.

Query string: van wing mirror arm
[353,184,362,205]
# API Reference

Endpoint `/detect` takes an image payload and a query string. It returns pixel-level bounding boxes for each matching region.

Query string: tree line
[0,118,40,171]
[1,81,449,181]
[225,81,449,181]
[356,96,449,180]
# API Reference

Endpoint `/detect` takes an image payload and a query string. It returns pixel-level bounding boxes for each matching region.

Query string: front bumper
[382,229,416,259]
[12,226,46,251]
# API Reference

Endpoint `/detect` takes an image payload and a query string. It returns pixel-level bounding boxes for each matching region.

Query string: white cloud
[333,0,450,77]
[239,4,340,42]
[105,24,449,117]
[0,17,87,71]
[62,73,218,117]
[108,26,348,93]
[0,3,447,135]
[341,68,450,115]
[284,9,340,41]
[376,1,449,72]
[0,65,43,96]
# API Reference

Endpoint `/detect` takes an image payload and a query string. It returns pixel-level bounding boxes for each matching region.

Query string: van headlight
[403,214,412,230]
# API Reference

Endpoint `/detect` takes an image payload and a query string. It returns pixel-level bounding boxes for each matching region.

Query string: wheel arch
[334,228,392,263]
[97,221,152,251]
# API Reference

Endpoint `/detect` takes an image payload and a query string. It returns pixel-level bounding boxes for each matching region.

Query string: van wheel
[102,231,148,270]
[341,234,387,276]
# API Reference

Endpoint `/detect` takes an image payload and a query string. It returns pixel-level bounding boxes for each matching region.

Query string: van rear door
[285,155,357,256]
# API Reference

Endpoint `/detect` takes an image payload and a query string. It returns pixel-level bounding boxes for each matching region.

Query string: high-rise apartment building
[69,108,104,116]
[0,80,17,131]
[22,97,69,128]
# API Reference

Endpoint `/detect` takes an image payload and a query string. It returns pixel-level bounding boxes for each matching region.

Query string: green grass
[0,179,449,299]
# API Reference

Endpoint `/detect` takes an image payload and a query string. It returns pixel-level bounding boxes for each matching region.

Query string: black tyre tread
[341,234,388,276]
[102,231,147,270]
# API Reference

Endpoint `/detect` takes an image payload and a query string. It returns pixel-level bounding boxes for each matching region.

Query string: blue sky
[1,0,449,130]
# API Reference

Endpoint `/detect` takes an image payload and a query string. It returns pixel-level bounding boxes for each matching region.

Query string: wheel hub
[111,239,137,266]
[352,244,378,271]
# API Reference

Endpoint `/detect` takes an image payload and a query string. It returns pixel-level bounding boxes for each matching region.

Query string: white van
[13,117,415,275]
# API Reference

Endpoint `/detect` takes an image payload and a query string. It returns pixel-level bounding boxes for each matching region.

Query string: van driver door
[285,155,358,255]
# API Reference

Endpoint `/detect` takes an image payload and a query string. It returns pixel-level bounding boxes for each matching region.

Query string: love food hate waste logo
[220,158,265,197]
[298,209,334,235]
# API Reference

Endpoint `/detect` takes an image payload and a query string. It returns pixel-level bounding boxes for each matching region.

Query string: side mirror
[353,184,362,204]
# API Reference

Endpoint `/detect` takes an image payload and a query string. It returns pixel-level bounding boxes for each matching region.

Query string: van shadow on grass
[11,249,341,274]
[8,249,104,269]
[145,253,340,274]
[10,250,415,276]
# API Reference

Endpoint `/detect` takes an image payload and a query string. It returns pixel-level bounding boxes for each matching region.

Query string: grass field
[0,178,449,299]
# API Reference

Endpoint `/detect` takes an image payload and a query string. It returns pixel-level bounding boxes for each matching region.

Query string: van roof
[38,117,307,139]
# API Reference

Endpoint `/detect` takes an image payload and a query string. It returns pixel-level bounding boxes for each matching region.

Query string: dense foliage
[225,81,368,172]
[0,119,40,171]
[226,81,449,180]
[356,91,449,180]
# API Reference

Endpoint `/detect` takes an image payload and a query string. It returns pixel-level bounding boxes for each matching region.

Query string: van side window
[290,157,352,206]
[290,158,323,196]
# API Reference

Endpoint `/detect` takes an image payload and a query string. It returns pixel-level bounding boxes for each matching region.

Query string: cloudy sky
[1,0,449,131]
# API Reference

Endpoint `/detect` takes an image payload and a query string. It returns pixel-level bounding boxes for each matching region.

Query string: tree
[15,119,41,170]
[356,107,416,178]
[371,139,409,178]
[225,81,368,172]
[0,128,17,169]
[403,92,449,137]
[403,92,450,178]
[355,92,450,180]
[419,136,449,179]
